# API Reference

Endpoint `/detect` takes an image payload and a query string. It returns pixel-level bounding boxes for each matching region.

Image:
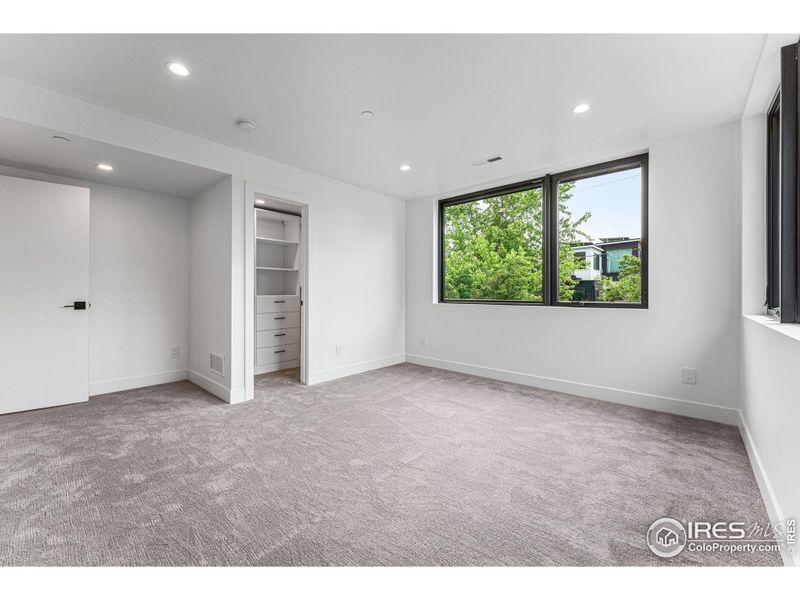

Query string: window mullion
[543,174,554,305]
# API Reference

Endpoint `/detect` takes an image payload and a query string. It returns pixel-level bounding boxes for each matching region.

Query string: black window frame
[437,178,546,306]
[769,43,800,324]
[438,153,649,309]
[778,42,800,324]
[766,90,781,312]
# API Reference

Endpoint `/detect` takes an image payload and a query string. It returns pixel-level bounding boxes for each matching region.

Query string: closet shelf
[256,236,299,246]
[256,266,299,272]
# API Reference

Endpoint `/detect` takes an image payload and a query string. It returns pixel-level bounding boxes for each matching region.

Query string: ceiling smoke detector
[236,119,257,133]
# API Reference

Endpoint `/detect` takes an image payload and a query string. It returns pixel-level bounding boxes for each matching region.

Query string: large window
[766,42,800,324]
[554,160,645,305]
[441,181,544,303]
[439,154,648,308]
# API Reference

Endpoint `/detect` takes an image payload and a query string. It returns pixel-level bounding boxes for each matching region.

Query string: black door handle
[62,301,89,310]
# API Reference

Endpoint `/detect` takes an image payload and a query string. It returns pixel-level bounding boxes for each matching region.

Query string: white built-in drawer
[256,327,300,348]
[256,343,300,365]
[256,295,300,313]
[256,311,300,331]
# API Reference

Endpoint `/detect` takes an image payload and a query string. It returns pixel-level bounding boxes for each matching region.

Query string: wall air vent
[470,155,503,166]
[209,353,225,376]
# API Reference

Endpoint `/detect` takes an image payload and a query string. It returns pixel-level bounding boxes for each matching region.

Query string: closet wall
[188,176,234,399]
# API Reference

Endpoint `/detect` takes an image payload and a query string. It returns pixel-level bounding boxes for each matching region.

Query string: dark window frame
[766,89,781,312]
[779,42,800,324]
[438,153,649,309]
[437,178,546,306]
[549,154,649,309]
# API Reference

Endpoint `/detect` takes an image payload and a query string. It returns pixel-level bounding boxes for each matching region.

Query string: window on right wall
[766,91,781,315]
[767,42,800,324]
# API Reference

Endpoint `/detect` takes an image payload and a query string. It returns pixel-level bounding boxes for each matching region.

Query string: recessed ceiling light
[360,110,374,119]
[255,199,266,205]
[51,135,71,143]
[166,62,190,77]
[572,103,590,114]
[96,163,114,172]
[400,164,411,172]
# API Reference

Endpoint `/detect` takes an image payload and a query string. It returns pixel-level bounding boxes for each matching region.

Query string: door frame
[244,181,311,399]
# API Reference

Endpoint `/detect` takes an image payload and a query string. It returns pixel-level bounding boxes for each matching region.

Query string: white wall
[740,115,768,316]
[303,186,406,383]
[740,316,800,564]
[406,121,742,424]
[0,164,191,395]
[738,38,800,565]
[188,176,234,399]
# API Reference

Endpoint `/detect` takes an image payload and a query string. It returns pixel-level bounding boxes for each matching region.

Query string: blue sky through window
[563,168,641,242]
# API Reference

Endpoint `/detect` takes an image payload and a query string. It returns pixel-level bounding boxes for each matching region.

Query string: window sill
[743,314,800,343]
[436,300,647,310]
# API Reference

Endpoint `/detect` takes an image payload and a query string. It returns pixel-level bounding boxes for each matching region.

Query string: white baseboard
[255,359,300,375]
[405,354,739,425]
[738,413,798,567]
[309,354,406,385]
[187,370,234,404]
[89,369,188,396]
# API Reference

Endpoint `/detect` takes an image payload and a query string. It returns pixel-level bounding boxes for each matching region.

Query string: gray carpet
[0,363,780,566]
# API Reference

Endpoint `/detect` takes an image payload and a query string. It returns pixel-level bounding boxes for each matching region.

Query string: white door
[0,175,90,414]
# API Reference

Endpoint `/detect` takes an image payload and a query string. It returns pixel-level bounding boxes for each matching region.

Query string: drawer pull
[274,300,285,303]
[274,349,286,354]
[274,316,286,320]
[274,332,286,337]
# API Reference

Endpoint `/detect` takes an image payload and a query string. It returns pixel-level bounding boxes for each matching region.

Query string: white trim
[738,412,799,567]
[228,386,247,404]
[405,354,739,425]
[744,314,800,344]
[89,369,188,396]
[187,369,234,404]
[309,354,406,385]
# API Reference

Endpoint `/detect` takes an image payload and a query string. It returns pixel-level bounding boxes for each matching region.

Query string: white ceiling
[0,117,226,198]
[0,34,766,201]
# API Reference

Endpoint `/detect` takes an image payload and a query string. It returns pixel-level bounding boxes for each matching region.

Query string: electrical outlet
[681,367,697,385]
[170,346,181,360]
[420,336,427,348]
[335,344,342,357]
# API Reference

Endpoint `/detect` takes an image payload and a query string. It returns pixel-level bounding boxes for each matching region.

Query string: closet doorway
[245,183,310,396]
